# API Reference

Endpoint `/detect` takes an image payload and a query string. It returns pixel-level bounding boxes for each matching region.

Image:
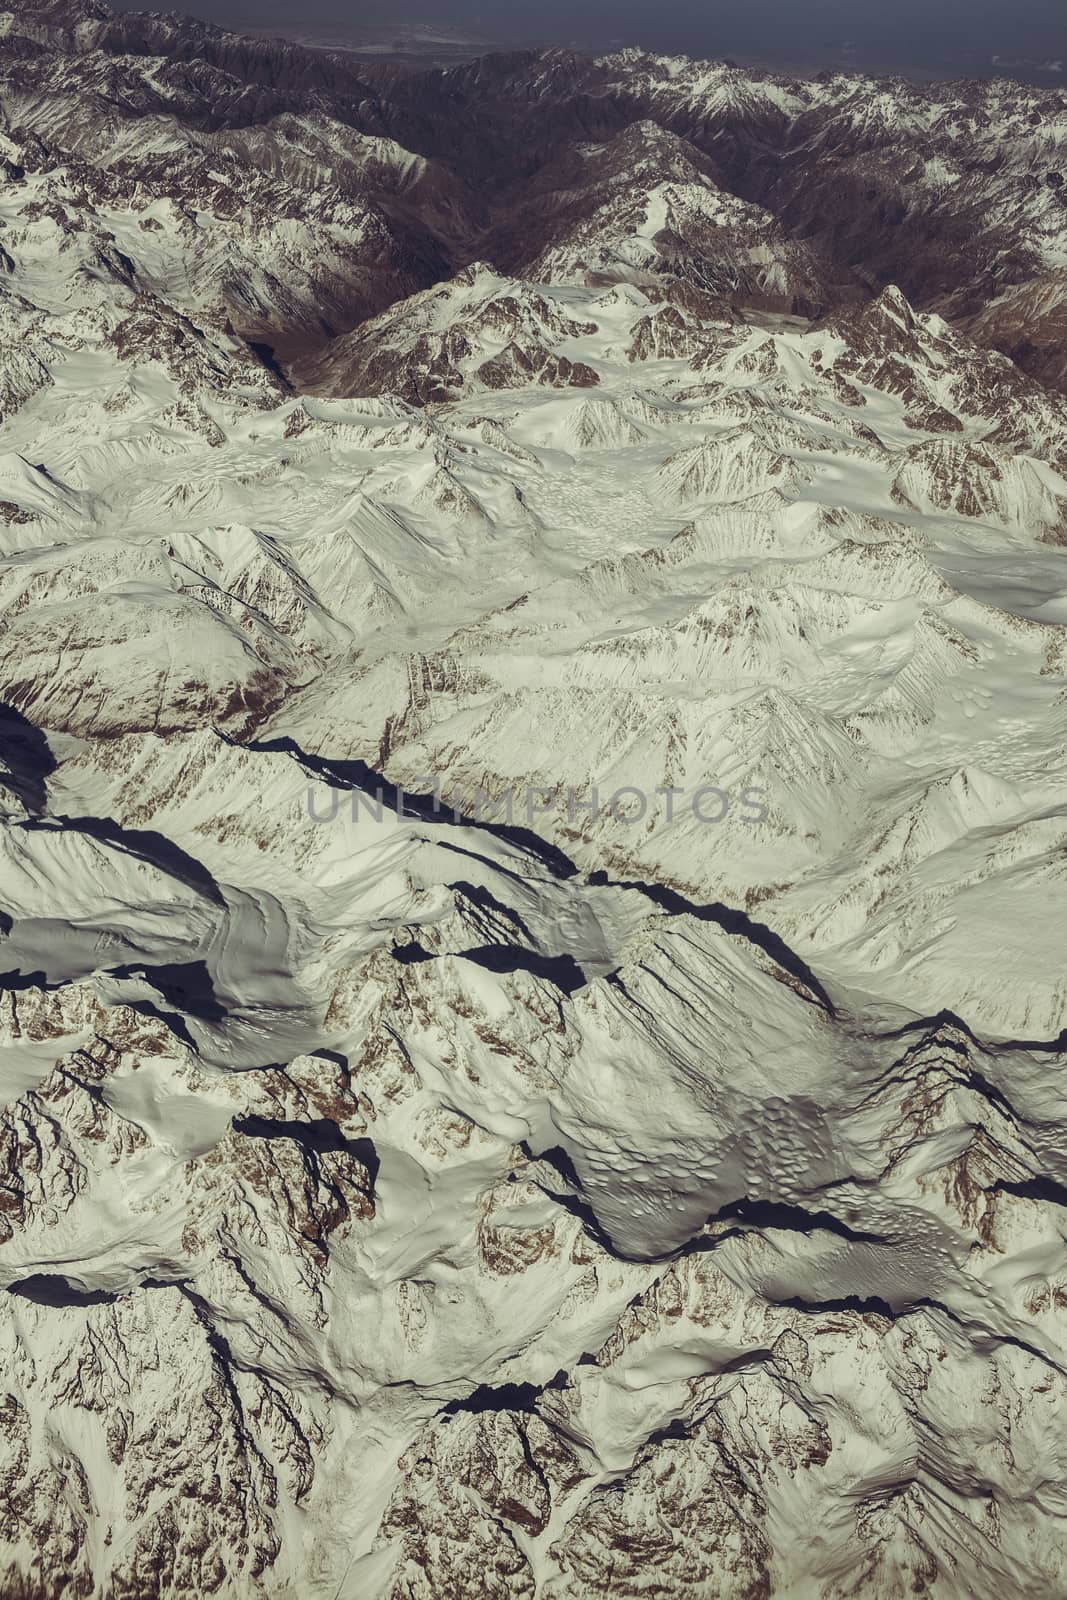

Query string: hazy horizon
[108,0,1066,80]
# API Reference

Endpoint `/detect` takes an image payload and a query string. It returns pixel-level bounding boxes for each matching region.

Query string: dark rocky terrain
[2,0,1065,381]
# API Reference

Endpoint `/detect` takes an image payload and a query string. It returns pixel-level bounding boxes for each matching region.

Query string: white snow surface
[2,10,1067,1600]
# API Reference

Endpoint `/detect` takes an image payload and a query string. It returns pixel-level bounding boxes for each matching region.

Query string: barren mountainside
[2,1,1067,1595]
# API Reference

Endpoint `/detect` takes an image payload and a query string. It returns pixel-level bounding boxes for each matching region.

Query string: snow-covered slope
[3,3,1067,1597]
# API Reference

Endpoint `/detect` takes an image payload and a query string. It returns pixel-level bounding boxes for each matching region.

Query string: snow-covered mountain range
[2,1,1067,1594]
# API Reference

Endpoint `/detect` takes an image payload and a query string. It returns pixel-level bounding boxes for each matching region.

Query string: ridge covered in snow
[2,1,1067,1595]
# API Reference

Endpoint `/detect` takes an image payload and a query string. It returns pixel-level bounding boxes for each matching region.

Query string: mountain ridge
[2,2,1067,1595]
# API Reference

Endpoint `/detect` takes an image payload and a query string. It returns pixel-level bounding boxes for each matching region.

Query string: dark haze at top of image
[103,0,1066,81]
